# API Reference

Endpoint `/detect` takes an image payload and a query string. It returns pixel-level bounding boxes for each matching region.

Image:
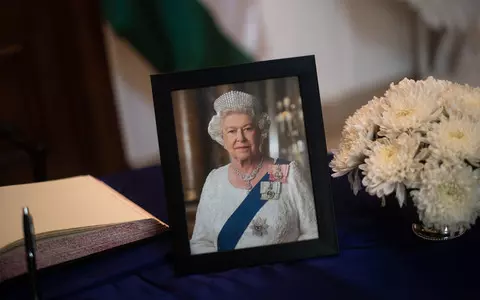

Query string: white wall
[104,0,416,168]
[260,0,415,101]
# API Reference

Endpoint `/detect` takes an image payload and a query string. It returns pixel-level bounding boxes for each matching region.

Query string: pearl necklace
[231,156,264,190]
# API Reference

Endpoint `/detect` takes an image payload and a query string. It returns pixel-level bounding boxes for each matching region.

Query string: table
[1,156,479,300]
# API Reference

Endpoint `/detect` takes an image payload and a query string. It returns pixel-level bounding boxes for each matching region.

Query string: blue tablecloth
[1,157,479,300]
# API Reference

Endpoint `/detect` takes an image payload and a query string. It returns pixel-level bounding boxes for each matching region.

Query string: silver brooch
[260,182,281,200]
[250,217,269,236]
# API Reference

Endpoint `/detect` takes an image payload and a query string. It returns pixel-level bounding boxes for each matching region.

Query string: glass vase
[411,223,467,241]
[401,196,467,241]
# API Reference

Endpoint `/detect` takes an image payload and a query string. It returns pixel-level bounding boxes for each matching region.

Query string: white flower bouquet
[330,77,480,233]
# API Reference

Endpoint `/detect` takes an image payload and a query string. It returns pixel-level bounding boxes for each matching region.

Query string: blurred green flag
[101,0,263,72]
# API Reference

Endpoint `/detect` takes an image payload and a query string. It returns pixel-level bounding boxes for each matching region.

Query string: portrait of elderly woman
[189,90,319,255]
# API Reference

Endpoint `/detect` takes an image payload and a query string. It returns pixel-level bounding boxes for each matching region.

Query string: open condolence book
[0,175,169,282]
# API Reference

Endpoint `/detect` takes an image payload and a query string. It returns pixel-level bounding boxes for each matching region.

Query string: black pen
[23,207,40,300]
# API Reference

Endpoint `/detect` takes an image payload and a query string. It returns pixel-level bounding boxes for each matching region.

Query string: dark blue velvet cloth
[1,156,479,300]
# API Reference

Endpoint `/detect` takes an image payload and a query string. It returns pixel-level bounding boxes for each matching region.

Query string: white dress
[189,159,319,255]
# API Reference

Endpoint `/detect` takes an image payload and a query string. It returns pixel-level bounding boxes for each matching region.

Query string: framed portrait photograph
[151,55,338,276]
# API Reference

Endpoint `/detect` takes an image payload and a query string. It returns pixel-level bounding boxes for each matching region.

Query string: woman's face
[222,112,261,161]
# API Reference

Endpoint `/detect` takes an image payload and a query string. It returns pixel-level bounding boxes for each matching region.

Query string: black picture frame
[150,55,339,276]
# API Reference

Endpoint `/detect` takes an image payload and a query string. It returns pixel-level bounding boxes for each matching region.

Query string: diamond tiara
[213,90,263,114]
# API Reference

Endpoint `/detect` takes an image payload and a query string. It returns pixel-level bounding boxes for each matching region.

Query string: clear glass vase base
[412,223,467,241]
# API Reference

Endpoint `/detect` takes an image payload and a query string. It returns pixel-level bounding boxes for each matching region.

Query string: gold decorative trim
[184,188,198,202]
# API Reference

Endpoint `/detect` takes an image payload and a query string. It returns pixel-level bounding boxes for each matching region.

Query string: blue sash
[217,158,289,251]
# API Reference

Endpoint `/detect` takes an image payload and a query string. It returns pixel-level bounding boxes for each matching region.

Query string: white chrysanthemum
[426,114,480,166]
[329,125,370,178]
[442,83,480,121]
[358,132,424,206]
[329,97,386,180]
[347,96,386,129]
[411,159,480,232]
[378,77,450,137]
[439,82,468,107]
